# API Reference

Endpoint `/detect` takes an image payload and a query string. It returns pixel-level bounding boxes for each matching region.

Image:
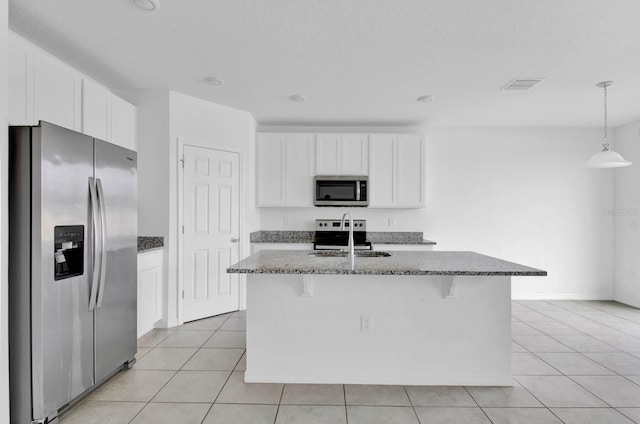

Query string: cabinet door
[286,134,315,206]
[369,134,396,207]
[397,135,424,207]
[315,134,341,174]
[137,251,163,337]
[34,49,82,131]
[341,134,369,175]
[8,33,35,125]
[110,95,137,150]
[257,133,285,206]
[82,79,111,140]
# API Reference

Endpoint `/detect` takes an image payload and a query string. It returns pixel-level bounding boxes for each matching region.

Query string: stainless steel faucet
[340,211,355,271]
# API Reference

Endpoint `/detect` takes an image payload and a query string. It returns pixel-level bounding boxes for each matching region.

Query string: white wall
[613,121,640,307]
[167,92,257,322]
[118,90,172,324]
[120,90,257,325]
[1,0,9,419]
[260,127,615,299]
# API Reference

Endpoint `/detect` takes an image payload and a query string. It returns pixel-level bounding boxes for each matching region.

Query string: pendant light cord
[603,84,609,150]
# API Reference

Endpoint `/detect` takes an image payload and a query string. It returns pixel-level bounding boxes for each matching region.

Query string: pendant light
[586,81,632,168]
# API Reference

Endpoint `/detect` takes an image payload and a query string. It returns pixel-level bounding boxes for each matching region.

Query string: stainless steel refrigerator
[9,121,137,424]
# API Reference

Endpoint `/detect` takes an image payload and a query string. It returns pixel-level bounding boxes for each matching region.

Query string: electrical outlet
[361,315,373,333]
[283,216,290,226]
[388,217,396,227]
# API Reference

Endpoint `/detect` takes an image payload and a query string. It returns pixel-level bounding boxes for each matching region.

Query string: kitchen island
[227,250,546,386]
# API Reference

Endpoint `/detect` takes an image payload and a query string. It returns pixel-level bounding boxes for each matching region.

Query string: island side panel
[245,274,512,386]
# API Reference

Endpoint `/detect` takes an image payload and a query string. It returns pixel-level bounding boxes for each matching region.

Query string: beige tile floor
[59,301,640,424]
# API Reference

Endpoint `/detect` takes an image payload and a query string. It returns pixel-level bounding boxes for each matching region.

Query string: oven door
[314,176,368,207]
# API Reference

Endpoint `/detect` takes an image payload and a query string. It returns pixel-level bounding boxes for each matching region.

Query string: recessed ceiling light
[289,94,306,103]
[204,77,224,86]
[133,0,160,12]
[417,95,434,103]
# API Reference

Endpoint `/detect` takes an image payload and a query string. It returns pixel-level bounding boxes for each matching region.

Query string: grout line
[273,382,286,424]
[344,384,349,424]
[402,385,423,424]
[462,386,495,424]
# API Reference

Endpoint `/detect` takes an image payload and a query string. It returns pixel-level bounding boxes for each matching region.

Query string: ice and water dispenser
[54,225,84,280]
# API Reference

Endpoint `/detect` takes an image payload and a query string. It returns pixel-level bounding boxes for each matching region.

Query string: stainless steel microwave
[314,176,368,207]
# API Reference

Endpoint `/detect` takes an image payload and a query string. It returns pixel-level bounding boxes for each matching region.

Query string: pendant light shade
[586,147,632,168]
[586,81,632,168]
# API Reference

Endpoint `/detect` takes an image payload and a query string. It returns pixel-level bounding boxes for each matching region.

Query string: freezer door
[33,122,96,420]
[94,139,138,382]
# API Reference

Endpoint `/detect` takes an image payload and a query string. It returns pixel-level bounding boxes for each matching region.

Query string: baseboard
[512,293,613,300]
[155,318,180,328]
[244,371,513,386]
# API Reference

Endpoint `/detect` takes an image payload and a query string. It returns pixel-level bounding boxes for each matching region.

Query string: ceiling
[9,0,640,127]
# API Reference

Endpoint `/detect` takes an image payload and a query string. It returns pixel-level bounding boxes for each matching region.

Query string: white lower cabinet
[137,249,164,338]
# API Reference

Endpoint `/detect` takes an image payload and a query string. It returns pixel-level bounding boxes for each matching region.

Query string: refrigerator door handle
[88,177,101,311]
[96,178,108,308]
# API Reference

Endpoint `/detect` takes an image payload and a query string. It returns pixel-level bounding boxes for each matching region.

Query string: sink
[309,251,391,258]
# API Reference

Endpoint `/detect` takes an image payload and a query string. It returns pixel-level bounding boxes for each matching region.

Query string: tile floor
[59,300,640,424]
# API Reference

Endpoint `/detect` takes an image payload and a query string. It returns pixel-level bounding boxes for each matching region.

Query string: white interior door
[182,145,240,322]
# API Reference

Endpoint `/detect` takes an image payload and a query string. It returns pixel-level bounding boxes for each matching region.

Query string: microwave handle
[356,181,361,201]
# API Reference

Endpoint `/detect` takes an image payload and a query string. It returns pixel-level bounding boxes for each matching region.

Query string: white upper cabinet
[8,31,137,151]
[316,134,369,175]
[369,134,395,207]
[257,133,314,207]
[110,95,137,151]
[8,33,34,125]
[285,134,315,206]
[396,134,424,207]
[34,48,82,132]
[82,79,111,141]
[369,134,425,208]
[257,133,285,206]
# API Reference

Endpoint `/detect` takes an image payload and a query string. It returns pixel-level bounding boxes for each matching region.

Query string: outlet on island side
[361,315,373,333]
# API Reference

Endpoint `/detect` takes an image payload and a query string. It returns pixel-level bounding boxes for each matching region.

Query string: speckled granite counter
[250,230,436,245]
[227,250,546,276]
[250,231,314,243]
[138,236,164,252]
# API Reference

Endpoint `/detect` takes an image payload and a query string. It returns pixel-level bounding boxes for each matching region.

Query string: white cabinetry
[82,79,111,141]
[370,134,424,208]
[257,133,314,207]
[34,48,82,132]
[8,33,34,125]
[137,249,164,338]
[316,134,369,175]
[110,95,137,150]
[8,31,137,150]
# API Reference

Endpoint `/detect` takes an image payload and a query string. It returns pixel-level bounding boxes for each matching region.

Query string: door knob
[230,237,239,243]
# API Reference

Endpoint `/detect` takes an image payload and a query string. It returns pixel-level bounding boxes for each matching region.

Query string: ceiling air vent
[501,78,545,91]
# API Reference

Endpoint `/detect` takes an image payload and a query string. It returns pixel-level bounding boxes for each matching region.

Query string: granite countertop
[250,230,436,245]
[138,236,164,252]
[227,250,547,276]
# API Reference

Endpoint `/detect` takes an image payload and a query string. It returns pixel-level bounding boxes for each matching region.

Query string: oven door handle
[356,181,361,201]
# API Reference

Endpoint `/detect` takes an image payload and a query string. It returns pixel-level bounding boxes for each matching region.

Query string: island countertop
[227,250,547,276]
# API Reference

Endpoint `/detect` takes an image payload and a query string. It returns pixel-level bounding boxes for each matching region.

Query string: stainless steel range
[313,219,372,250]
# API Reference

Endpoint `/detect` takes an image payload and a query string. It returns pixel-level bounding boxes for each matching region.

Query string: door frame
[177,138,244,326]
